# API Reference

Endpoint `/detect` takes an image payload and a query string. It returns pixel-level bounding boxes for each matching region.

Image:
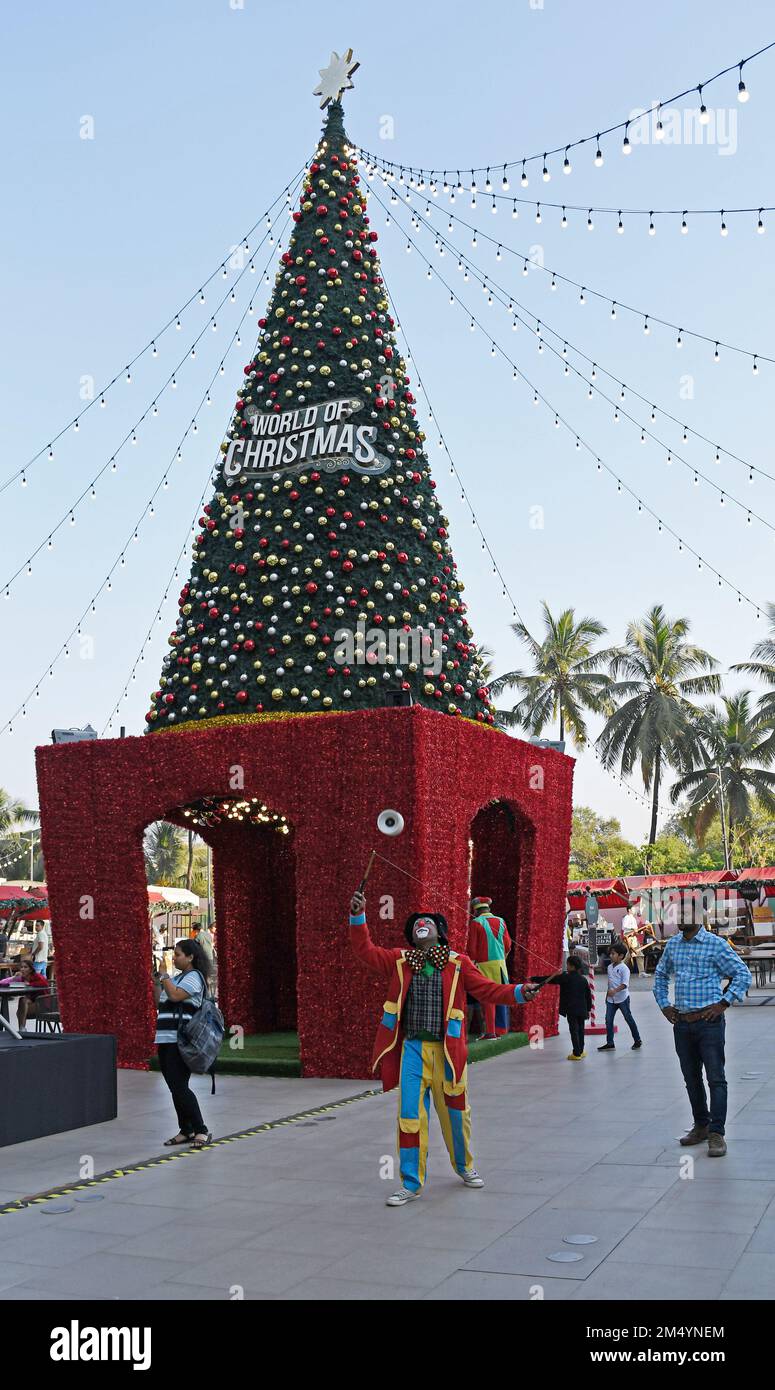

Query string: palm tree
[144,822,184,886]
[597,605,720,846]
[488,604,615,744]
[0,789,39,879]
[670,693,775,867]
[733,601,775,727]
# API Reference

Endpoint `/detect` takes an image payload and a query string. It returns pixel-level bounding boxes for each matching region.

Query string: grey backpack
[177,971,224,1090]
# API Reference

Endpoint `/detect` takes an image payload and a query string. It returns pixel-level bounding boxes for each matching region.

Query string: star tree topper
[313,48,360,108]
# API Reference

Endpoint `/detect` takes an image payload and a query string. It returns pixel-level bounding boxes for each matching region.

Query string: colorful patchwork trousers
[475,959,511,1035]
[397,1038,473,1192]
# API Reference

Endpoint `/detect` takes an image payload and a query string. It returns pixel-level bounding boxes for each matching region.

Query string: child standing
[598,941,642,1051]
[541,955,593,1060]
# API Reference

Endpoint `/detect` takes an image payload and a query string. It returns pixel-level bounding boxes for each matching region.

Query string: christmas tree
[146,66,494,733]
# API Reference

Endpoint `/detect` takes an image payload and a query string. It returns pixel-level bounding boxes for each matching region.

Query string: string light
[358,43,774,186]
[0,170,306,498]
[0,181,304,604]
[374,195,769,607]
[389,178,775,370]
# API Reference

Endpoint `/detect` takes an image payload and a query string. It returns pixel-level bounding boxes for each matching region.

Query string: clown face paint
[412,916,439,948]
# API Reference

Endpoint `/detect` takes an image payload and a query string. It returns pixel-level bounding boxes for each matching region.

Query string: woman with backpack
[154,938,213,1148]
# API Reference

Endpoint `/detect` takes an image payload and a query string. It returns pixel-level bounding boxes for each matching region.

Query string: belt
[676,1008,717,1022]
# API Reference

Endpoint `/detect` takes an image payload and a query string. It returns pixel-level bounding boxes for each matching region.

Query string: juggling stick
[357,849,377,894]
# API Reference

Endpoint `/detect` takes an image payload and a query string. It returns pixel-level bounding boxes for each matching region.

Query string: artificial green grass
[149,1029,527,1077]
[467,1031,528,1063]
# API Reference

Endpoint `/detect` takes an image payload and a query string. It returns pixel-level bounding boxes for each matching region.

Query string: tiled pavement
[2,976,775,1301]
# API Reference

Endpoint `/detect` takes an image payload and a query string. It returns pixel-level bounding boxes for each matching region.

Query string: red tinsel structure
[36,706,572,1075]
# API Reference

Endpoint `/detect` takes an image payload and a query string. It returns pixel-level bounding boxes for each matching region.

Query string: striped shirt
[154,970,205,1045]
[653,928,751,1012]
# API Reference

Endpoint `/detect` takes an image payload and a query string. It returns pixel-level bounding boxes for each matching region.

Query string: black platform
[0,1032,117,1147]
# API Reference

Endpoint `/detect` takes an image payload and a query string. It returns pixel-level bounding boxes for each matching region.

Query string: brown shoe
[680,1125,709,1145]
[708,1133,727,1157]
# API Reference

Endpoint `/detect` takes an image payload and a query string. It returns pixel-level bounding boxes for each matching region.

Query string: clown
[467,896,512,1039]
[349,889,539,1207]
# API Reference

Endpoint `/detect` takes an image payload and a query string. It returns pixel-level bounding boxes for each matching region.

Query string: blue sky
[1,0,773,841]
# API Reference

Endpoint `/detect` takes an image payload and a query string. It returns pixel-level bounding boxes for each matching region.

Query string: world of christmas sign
[223,395,390,479]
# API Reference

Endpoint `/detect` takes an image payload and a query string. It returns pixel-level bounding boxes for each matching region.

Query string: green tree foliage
[0,789,40,879]
[489,604,615,744]
[597,605,720,846]
[569,806,641,878]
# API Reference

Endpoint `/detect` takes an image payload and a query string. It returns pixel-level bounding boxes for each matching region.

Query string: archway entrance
[469,800,524,961]
[164,796,297,1038]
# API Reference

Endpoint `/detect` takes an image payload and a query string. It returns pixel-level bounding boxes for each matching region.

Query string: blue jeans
[606,997,641,1045]
[673,1017,727,1135]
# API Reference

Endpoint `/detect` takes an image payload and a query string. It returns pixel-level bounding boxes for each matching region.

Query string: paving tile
[743,1220,775,1253]
[243,1218,373,1259]
[111,1222,250,1262]
[464,1206,642,1280]
[14,1253,188,1299]
[284,1276,417,1300]
[164,1248,333,1294]
[0,1225,118,1268]
[604,1225,749,1270]
[569,1260,730,1300]
[424,1270,579,1300]
[323,1243,476,1289]
[720,1252,775,1298]
[0,1261,50,1294]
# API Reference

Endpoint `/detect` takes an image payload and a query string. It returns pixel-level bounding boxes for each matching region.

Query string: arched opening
[150,796,297,1049]
[468,800,526,965]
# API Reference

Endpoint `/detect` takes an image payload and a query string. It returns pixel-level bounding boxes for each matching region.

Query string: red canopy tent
[735,867,775,886]
[628,871,736,891]
[566,878,629,910]
[0,885,50,920]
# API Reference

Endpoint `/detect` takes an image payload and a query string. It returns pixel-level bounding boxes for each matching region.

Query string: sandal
[191,1132,213,1150]
[163,1134,192,1147]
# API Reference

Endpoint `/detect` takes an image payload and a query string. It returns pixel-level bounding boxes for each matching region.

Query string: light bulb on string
[563,147,572,174]
[676,331,683,348]
[535,206,541,224]
[720,213,728,236]
[655,105,664,139]
[542,155,550,181]
[757,210,765,233]
[587,210,593,231]
[561,208,568,228]
[681,215,688,234]
[501,167,509,191]
[753,356,759,375]
[648,214,656,235]
[738,63,749,101]
[617,213,624,233]
[714,343,720,362]
[152,342,158,357]
[520,161,528,187]
[622,124,631,155]
[611,302,617,319]
[594,138,603,167]
[698,86,709,123]
[550,274,556,290]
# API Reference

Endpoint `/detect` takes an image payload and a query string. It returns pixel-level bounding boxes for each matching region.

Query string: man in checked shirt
[654,908,752,1156]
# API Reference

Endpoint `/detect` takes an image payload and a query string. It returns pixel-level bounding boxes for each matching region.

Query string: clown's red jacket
[349,912,528,1093]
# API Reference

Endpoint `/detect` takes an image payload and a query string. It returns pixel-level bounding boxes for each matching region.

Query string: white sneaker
[385,1186,421,1207]
[461,1168,484,1188]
